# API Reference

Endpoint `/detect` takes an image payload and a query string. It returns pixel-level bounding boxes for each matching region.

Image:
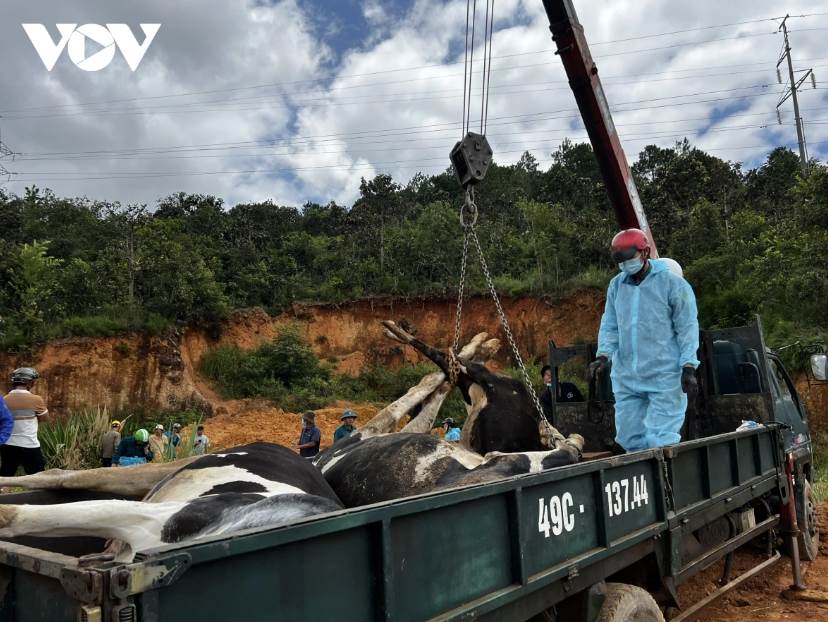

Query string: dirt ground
[678,503,828,621]
[182,400,382,450]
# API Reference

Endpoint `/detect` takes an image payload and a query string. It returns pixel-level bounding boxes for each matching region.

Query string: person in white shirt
[2,367,48,475]
[193,425,210,455]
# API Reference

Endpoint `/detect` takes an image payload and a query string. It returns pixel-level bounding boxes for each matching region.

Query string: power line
[9,123,792,164]
[16,116,816,164]
[15,91,806,165]
[0,79,786,121]
[1,20,809,116]
[9,140,828,184]
[18,101,826,163]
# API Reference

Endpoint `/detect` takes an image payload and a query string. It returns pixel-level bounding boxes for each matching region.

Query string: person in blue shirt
[0,396,14,446]
[333,410,358,443]
[588,229,699,452]
[442,418,462,442]
[293,411,321,458]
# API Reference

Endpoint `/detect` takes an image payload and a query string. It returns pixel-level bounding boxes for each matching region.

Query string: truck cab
[546,316,821,560]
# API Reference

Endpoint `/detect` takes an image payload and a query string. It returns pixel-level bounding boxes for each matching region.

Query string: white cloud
[1,0,826,206]
[362,0,389,27]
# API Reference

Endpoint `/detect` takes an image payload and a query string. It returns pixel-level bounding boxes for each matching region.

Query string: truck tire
[595,583,664,622]
[797,479,819,562]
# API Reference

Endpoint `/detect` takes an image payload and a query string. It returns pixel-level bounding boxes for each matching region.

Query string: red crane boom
[541,0,659,257]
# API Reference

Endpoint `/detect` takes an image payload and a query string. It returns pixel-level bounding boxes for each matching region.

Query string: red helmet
[611,228,649,251]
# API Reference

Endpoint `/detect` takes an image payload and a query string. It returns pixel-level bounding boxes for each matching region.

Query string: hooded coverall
[597,259,699,451]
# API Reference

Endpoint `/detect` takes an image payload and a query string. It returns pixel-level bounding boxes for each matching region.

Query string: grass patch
[40,406,113,470]
[40,404,206,469]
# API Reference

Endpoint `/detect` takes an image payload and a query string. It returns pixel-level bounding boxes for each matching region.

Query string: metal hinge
[110,553,192,600]
[62,568,104,604]
[563,565,580,591]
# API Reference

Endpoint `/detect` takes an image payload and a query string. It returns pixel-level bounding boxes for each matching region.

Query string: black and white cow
[314,431,583,507]
[0,443,342,561]
[0,435,583,557]
[381,320,553,454]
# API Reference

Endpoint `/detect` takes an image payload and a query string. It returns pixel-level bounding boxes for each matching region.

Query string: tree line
[0,140,825,367]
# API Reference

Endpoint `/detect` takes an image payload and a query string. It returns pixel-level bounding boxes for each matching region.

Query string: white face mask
[618,258,644,275]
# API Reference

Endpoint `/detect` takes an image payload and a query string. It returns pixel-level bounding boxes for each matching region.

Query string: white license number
[604,475,649,518]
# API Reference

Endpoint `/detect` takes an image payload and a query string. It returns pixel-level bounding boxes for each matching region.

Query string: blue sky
[0,0,825,206]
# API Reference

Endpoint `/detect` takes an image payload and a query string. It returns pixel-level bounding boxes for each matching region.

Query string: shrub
[40,406,114,469]
[200,324,330,401]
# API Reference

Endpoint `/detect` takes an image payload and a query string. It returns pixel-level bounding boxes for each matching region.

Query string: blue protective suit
[597,259,699,451]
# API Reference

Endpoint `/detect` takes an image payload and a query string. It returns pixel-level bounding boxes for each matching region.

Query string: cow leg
[0,458,196,497]
[481,434,585,470]
[0,499,185,562]
[401,383,452,433]
[382,320,454,375]
[359,372,448,436]
[402,337,502,435]
[363,330,490,437]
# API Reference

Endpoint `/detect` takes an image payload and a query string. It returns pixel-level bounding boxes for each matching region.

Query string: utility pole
[0,129,13,184]
[777,15,816,174]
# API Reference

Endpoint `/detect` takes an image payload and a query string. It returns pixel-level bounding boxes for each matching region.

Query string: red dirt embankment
[0,292,604,418]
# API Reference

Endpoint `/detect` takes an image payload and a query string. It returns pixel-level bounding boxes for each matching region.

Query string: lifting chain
[450,189,558,440]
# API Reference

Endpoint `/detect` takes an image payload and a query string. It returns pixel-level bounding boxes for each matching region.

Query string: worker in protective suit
[588,229,699,451]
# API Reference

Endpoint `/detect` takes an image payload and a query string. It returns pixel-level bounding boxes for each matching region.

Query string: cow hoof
[566,434,585,453]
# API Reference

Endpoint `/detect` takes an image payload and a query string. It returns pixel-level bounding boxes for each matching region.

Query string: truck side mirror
[811,354,828,381]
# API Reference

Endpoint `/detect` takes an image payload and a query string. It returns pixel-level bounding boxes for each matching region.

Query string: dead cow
[0,443,342,561]
[382,320,555,454]
[314,431,583,507]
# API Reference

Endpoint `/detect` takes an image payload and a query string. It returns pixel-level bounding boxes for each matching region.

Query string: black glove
[681,366,698,396]
[586,356,608,383]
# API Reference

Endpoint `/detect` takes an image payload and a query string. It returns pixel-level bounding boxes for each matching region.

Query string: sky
[0,0,826,208]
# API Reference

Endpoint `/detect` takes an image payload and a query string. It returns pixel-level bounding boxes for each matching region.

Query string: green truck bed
[0,426,784,622]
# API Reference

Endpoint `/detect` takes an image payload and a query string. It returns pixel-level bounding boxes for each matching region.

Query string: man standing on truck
[1,367,48,475]
[588,229,699,451]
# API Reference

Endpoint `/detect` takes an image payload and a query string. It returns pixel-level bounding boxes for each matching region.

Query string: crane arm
[541,0,658,256]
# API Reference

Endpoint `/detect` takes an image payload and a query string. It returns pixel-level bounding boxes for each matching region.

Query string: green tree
[134,219,228,322]
[15,241,63,340]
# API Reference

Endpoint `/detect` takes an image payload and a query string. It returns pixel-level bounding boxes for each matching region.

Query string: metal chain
[452,189,477,359]
[452,225,471,355]
[451,190,558,441]
[467,227,550,426]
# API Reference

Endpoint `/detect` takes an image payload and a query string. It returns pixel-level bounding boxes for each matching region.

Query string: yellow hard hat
[111,420,121,427]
